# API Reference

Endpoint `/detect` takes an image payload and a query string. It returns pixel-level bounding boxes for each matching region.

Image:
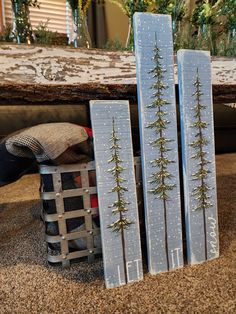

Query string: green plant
[106,0,235,55]
[147,37,176,270]
[217,34,236,56]
[108,0,151,18]
[67,0,92,14]
[191,1,221,50]
[0,23,14,42]
[67,0,92,48]
[139,0,185,49]
[35,21,58,45]
[108,117,133,283]
[186,0,236,56]
[11,0,39,43]
[103,37,126,51]
[153,0,185,31]
[108,0,152,49]
[153,0,235,56]
[67,0,78,11]
[218,0,236,39]
[192,0,222,29]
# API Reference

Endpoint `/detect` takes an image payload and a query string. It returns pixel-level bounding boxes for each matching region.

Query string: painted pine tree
[107,117,133,283]
[147,38,176,270]
[134,13,183,273]
[191,68,213,260]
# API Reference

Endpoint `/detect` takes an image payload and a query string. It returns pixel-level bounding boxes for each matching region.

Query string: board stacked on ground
[90,100,143,288]
[177,50,219,264]
[133,12,184,274]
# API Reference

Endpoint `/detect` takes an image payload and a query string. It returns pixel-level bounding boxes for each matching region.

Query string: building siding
[3,0,68,34]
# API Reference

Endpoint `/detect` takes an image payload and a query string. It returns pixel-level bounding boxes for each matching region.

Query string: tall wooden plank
[90,100,143,288]
[133,13,183,274]
[177,49,219,264]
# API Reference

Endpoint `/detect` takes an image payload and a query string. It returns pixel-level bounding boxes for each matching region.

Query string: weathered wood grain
[134,13,183,274]
[177,49,219,265]
[90,100,143,288]
[0,44,235,104]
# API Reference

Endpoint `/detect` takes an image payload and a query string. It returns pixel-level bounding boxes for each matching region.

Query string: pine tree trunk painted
[90,100,143,288]
[120,223,128,283]
[110,119,130,283]
[177,49,219,264]
[134,13,183,274]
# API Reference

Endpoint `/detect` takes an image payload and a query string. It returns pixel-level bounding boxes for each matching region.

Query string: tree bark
[0,44,235,104]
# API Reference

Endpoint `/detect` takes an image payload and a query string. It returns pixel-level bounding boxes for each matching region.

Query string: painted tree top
[133,12,183,274]
[177,49,219,264]
[0,44,235,103]
[90,100,143,288]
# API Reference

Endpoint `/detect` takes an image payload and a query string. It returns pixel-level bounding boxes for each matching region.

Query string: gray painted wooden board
[90,100,143,288]
[133,13,183,274]
[177,50,219,265]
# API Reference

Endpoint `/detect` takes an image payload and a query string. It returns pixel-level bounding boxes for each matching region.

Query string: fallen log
[0,44,235,104]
